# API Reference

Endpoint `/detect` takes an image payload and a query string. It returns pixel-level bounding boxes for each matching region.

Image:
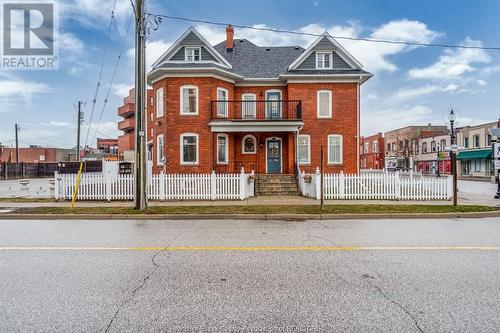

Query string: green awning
[456,149,492,160]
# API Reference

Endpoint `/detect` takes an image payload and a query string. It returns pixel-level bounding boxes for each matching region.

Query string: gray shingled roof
[286,69,372,75]
[213,39,305,78]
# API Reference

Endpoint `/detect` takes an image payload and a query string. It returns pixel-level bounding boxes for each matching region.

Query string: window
[147,143,153,161]
[364,143,369,154]
[316,52,332,69]
[474,160,482,172]
[431,141,436,152]
[157,134,164,165]
[242,93,256,119]
[387,143,391,152]
[156,88,164,117]
[185,47,201,61]
[242,135,256,154]
[150,112,153,121]
[180,86,198,115]
[217,134,228,164]
[440,139,447,151]
[473,135,480,148]
[317,90,332,118]
[487,134,492,146]
[180,133,198,165]
[372,141,378,153]
[464,137,469,148]
[392,142,396,152]
[422,142,428,153]
[216,88,228,118]
[415,142,419,154]
[328,134,342,164]
[298,135,310,164]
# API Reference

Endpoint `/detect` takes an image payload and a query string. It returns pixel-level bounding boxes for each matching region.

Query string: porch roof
[209,121,303,133]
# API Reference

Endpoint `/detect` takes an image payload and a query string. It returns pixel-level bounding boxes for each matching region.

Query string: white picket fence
[299,169,452,201]
[55,169,255,201]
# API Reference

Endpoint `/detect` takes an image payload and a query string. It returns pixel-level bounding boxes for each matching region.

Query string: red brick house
[146,26,372,177]
[360,132,385,170]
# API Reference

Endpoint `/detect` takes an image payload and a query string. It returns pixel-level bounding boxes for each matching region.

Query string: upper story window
[317,90,332,118]
[242,94,256,119]
[185,47,201,62]
[464,137,469,148]
[422,142,428,153]
[216,87,228,118]
[316,52,332,69]
[364,143,369,154]
[156,87,164,117]
[431,141,436,152]
[473,135,480,148]
[440,139,447,151]
[487,134,492,146]
[180,85,198,115]
[328,134,343,164]
[372,141,378,153]
[415,142,419,154]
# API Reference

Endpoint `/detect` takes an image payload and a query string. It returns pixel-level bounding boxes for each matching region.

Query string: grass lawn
[0,198,57,203]
[11,204,500,215]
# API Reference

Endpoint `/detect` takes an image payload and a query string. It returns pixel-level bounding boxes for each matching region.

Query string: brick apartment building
[145,26,372,176]
[360,132,384,170]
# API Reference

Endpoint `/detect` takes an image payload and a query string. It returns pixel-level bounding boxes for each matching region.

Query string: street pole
[76,101,82,162]
[134,0,147,210]
[449,109,458,206]
[320,145,324,211]
[15,123,19,163]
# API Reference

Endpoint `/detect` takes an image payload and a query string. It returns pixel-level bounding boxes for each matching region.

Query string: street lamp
[448,109,458,206]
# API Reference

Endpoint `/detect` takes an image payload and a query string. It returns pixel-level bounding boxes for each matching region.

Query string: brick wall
[360,132,385,169]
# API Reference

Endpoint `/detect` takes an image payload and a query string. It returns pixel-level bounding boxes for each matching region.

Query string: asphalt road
[0,218,499,332]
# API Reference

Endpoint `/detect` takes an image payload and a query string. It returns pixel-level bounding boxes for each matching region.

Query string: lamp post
[448,109,458,206]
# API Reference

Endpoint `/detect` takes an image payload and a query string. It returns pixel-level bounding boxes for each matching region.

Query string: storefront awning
[456,149,492,160]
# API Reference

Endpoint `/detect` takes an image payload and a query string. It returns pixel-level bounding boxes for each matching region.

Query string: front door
[266,139,281,174]
[266,91,281,119]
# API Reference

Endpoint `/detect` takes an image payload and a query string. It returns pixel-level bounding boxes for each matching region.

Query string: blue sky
[1,0,500,148]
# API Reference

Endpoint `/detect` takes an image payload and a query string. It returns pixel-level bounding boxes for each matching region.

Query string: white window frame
[316,51,333,69]
[217,134,229,164]
[180,85,199,115]
[241,93,257,119]
[180,133,199,165]
[156,87,164,117]
[297,134,311,165]
[364,142,369,154]
[156,134,164,165]
[317,90,332,118]
[327,134,343,165]
[216,87,228,118]
[184,47,201,62]
[242,134,256,154]
[372,141,378,153]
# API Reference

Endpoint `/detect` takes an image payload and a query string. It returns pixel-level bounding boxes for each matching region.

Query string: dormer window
[185,47,201,62]
[316,52,332,69]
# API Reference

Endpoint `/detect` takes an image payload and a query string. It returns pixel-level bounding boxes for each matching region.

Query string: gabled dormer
[151,27,232,70]
[288,32,362,71]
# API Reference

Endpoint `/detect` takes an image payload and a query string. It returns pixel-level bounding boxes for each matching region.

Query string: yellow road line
[0,246,499,251]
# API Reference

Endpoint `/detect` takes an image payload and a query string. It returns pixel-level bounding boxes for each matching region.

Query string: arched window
[431,141,436,152]
[422,142,428,153]
[242,135,256,154]
[440,139,447,151]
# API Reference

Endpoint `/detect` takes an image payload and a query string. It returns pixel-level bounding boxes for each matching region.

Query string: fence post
[211,170,216,200]
[315,167,321,200]
[339,171,345,200]
[105,169,111,202]
[160,173,166,201]
[447,175,453,200]
[250,170,255,197]
[240,167,245,200]
[54,171,60,199]
[395,171,401,200]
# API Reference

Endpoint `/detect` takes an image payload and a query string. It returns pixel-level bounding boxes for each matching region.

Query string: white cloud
[127,39,173,70]
[408,37,491,79]
[112,83,133,97]
[59,32,84,53]
[64,0,132,31]
[0,78,51,111]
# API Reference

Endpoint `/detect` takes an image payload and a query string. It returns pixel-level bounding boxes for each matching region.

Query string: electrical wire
[148,13,500,51]
[90,14,133,147]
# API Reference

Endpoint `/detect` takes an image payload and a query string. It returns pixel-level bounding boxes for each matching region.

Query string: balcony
[118,117,134,132]
[209,100,303,133]
[118,102,134,118]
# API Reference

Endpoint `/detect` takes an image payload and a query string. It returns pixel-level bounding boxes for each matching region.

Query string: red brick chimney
[226,25,234,52]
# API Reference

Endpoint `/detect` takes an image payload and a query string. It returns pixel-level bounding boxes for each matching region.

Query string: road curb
[0,211,499,220]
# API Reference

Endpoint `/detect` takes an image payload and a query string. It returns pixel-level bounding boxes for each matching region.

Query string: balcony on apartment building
[209,100,303,133]
[118,117,135,132]
[118,102,135,118]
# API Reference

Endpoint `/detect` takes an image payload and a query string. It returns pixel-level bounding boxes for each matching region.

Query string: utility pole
[15,123,19,163]
[134,0,147,210]
[76,101,83,161]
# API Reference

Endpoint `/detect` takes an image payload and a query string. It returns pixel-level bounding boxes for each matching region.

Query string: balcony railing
[210,100,302,121]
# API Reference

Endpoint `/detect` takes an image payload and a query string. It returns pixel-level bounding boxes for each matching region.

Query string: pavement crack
[103,241,174,333]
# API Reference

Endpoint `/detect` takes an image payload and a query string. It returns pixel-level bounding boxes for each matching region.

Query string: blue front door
[266,91,281,119]
[266,139,281,174]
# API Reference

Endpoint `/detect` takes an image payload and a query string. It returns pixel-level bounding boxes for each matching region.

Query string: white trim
[316,51,333,69]
[241,93,257,119]
[156,134,165,165]
[155,87,164,117]
[216,87,229,118]
[148,71,237,85]
[209,121,303,133]
[180,133,199,165]
[151,27,232,69]
[297,134,311,165]
[179,85,199,115]
[265,137,283,174]
[265,89,282,119]
[184,46,201,62]
[242,134,257,154]
[327,134,343,165]
[216,133,229,164]
[288,32,363,70]
[317,90,332,118]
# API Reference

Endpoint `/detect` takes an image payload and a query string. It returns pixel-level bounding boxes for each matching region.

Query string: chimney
[226,25,234,52]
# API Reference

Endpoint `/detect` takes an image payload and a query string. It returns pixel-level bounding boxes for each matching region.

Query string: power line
[90,14,133,147]
[147,13,500,51]
[84,0,118,149]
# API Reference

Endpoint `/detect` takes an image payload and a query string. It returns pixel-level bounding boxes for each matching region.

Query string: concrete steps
[255,174,300,196]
